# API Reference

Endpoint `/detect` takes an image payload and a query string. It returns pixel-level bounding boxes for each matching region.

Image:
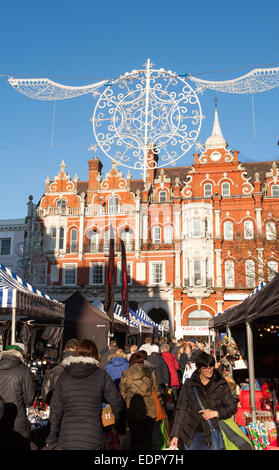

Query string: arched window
[70,229,78,253]
[164,226,173,244]
[266,221,276,240]
[244,220,254,239]
[152,227,161,244]
[271,185,279,197]
[159,191,167,202]
[104,228,115,251]
[56,199,67,212]
[108,196,119,214]
[120,228,133,251]
[268,261,278,281]
[222,182,230,197]
[187,310,211,327]
[225,260,235,288]
[223,221,233,240]
[49,227,57,250]
[87,229,100,253]
[193,259,202,286]
[204,183,212,197]
[245,260,256,288]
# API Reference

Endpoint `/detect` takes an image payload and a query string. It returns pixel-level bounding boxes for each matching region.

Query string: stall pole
[11,307,16,345]
[227,326,233,377]
[246,321,257,423]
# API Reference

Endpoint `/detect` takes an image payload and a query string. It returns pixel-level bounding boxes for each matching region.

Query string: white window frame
[268,261,278,281]
[245,260,256,288]
[59,227,65,251]
[87,230,100,252]
[107,196,119,214]
[90,262,105,285]
[32,263,47,286]
[266,221,276,240]
[159,191,167,203]
[225,260,235,288]
[192,218,202,238]
[223,221,233,240]
[117,261,133,285]
[193,259,202,286]
[120,229,133,252]
[152,226,161,244]
[104,228,115,251]
[150,261,165,285]
[244,220,254,239]
[271,185,279,197]
[63,263,77,286]
[164,226,173,244]
[49,227,57,251]
[0,237,12,256]
[204,183,212,197]
[70,229,78,253]
[222,182,230,197]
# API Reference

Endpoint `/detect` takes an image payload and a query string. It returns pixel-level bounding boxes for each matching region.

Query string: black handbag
[193,386,225,450]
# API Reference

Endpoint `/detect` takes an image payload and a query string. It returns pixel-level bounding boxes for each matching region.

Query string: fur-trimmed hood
[0,349,25,369]
[62,355,100,379]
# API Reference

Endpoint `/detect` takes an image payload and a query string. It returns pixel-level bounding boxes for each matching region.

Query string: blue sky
[0,0,278,219]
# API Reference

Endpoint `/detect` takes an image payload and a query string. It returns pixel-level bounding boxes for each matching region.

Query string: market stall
[209,275,279,449]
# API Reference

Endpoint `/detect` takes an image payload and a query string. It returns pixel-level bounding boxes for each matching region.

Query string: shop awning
[0,264,64,319]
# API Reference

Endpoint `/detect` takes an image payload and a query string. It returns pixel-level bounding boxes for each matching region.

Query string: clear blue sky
[0,0,278,219]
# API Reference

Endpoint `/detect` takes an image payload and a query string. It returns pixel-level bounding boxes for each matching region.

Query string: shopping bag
[158,418,171,450]
[102,404,115,427]
[152,391,167,421]
[182,363,196,383]
[219,417,253,450]
[103,425,120,450]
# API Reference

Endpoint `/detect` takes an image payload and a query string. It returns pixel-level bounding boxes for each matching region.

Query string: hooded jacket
[171,368,238,447]
[0,350,34,439]
[106,355,129,388]
[119,363,161,422]
[161,351,180,387]
[46,356,123,450]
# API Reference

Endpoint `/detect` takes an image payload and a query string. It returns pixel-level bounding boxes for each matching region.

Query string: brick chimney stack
[88,158,103,191]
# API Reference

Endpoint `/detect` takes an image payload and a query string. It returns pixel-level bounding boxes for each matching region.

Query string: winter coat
[46,356,123,450]
[178,353,192,371]
[171,368,238,447]
[139,343,153,356]
[106,355,129,388]
[100,347,117,369]
[161,351,180,387]
[119,363,161,422]
[40,351,76,403]
[0,350,35,439]
[148,352,170,386]
[190,347,203,364]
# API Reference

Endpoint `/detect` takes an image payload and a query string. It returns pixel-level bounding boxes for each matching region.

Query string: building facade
[0,218,26,276]
[26,109,279,335]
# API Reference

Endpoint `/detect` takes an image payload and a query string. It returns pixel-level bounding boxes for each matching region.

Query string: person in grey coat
[45,339,123,450]
[0,344,35,449]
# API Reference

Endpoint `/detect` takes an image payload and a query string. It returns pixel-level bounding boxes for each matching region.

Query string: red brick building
[28,108,279,336]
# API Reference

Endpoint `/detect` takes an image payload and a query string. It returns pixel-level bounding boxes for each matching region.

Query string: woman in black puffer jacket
[45,339,123,450]
[170,352,237,450]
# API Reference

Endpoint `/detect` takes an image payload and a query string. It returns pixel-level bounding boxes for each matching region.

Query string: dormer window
[204,183,212,197]
[222,182,230,197]
[56,199,67,211]
[108,196,119,214]
[159,191,167,202]
[271,185,279,197]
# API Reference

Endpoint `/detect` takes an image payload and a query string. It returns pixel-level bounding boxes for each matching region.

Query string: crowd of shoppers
[0,334,239,451]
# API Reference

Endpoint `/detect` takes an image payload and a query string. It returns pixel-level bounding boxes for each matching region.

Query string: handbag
[152,390,167,421]
[193,386,225,450]
[102,404,115,427]
[219,418,253,450]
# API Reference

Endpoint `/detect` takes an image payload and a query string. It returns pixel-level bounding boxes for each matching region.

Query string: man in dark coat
[0,344,35,449]
[45,345,123,450]
[148,345,170,390]
[40,338,78,403]
[100,340,118,369]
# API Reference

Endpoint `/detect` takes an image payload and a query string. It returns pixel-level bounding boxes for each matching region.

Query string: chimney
[88,158,103,191]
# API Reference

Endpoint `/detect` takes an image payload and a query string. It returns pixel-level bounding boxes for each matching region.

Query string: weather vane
[8,60,279,181]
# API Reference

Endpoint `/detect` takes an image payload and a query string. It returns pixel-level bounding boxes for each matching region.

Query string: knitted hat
[6,343,26,354]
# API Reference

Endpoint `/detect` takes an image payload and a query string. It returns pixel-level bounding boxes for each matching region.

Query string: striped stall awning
[0,264,64,319]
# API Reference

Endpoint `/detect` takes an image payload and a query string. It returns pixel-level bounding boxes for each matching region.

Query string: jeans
[184,430,225,451]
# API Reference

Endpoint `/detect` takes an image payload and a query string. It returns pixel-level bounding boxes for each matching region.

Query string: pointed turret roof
[205,103,227,150]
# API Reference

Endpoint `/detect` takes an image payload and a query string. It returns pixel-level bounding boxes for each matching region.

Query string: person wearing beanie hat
[0,343,35,449]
